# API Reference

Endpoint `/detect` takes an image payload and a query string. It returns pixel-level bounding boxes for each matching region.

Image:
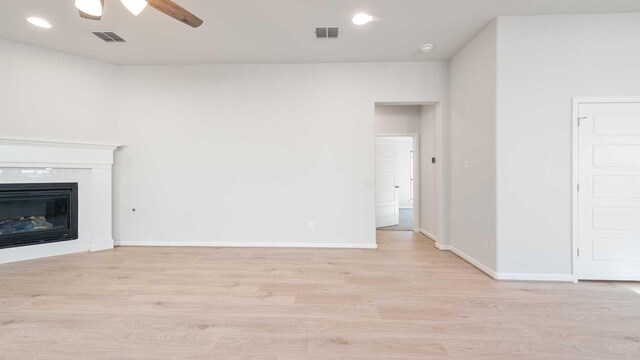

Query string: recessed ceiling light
[352,13,374,26]
[26,17,52,29]
[421,44,435,53]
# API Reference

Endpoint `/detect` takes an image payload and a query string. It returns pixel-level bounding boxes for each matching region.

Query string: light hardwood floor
[0,231,639,359]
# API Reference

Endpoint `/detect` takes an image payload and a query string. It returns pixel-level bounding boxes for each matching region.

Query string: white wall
[0,39,449,250]
[113,63,448,247]
[449,20,498,272]
[420,105,438,238]
[374,105,422,134]
[496,13,640,277]
[0,39,118,143]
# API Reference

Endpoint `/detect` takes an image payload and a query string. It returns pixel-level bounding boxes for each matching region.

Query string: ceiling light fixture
[75,0,103,17]
[120,0,148,16]
[352,13,373,26]
[421,44,435,53]
[26,17,52,29]
[73,0,202,28]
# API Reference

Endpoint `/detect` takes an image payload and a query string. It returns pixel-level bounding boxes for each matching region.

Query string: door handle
[395,186,400,189]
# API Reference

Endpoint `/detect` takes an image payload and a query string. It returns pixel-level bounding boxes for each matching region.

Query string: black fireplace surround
[0,183,78,249]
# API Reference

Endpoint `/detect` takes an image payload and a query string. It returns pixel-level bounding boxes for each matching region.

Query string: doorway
[574,97,640,281]
[375,136,415,231]
[373,103,442,242]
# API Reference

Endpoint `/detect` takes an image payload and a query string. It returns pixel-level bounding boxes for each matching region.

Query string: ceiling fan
[75,0,203,28]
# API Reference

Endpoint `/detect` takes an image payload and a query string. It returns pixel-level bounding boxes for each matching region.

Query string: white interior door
[578,102,640,281]
[375,138,399,228]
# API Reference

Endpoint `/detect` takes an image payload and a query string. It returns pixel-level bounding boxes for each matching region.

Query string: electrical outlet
[483,238,489,249]
[463,161,469,170]
[308,222,316,232]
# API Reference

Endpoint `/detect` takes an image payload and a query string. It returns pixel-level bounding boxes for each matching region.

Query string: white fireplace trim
[0,137,119,168]
[0,137,120,263]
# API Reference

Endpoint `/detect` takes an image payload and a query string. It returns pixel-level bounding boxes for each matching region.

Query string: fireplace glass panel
[0,183,78,249]
[0,195,70,235]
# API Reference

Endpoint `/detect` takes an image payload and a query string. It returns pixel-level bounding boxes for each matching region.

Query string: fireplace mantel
[0,137,120,168]
[0,137,120,264]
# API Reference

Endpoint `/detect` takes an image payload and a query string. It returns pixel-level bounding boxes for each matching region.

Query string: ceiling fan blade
[147,0,203,28]
[77,0,104,20]
[78,10,101,20]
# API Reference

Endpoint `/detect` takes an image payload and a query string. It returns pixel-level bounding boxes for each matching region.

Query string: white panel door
[375,138,399,228]
[578,102,640,280]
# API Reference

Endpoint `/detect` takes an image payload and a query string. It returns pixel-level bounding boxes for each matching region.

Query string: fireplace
[0,183,78,249]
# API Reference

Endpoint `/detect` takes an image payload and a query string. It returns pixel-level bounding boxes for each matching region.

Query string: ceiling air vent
[92,31,126,42]
[315,27,339,39]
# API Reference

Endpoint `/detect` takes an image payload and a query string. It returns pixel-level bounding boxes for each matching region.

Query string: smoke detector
[421,44,435,53]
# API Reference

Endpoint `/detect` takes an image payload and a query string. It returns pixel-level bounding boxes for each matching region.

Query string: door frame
[375,133,420,231]
[571,96,640,282]
[373,101,445,246]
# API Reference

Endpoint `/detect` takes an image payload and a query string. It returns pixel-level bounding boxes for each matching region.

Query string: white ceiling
[1,0,640,65]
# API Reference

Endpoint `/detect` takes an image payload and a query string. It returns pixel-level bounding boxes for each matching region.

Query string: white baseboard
[494,272,574,282]
[90,238,115,252]
[418,228,438,241]
[116,241,378,250]
[443,245,497,279]
[434,243,573,282]
[115,240,571,282]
